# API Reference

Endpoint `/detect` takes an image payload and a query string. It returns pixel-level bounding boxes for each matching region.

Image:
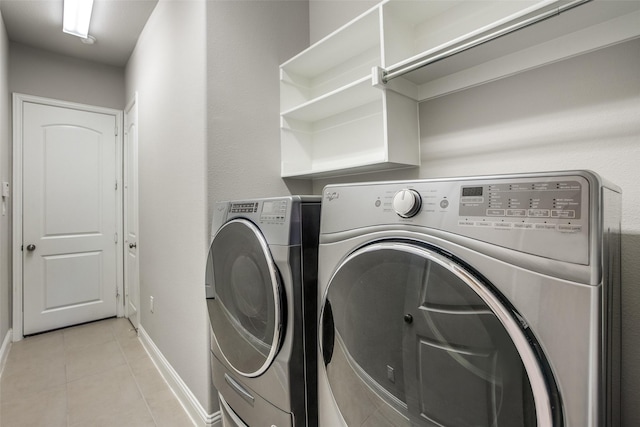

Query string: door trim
[12,93,124,341]
[124,92,140,330]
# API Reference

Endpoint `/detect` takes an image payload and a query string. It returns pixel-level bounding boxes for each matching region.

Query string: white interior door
[124,94,140,330]
[22,101,119,335]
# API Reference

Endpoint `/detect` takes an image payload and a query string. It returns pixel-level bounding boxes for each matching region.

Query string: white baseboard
[138,325,221,427]
[0,328,12,377]
[212,416,223,427]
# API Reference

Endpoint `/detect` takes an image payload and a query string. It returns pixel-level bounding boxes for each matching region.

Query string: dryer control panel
[320,172,605,265]
[457,180,583,232]
[459,180,582,219]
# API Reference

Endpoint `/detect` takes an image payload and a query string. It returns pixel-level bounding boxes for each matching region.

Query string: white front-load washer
[205,196,321,427]
[317,171,620,427]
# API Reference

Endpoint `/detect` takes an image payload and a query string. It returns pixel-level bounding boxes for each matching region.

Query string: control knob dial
[393,189,422,218]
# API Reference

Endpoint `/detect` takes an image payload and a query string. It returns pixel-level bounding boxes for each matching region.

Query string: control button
[507,209,527,217]
[534,224,557,231]
[558,224,582,233]
[528,209,550,218]
[513,223,534,230]
[487,209,505,216]
[493,222,513,228]
[439,199,449,209]
[458,220,474,227]
[475,221,493,227]
[551,210,576,219]
[393,189,422,218]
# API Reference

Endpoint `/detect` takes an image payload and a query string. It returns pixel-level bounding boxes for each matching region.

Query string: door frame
[123,92,140,330]
[12,93,124,341]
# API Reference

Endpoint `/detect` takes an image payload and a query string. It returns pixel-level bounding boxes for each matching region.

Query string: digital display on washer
[260,200,288,222]
[462,186,483,197]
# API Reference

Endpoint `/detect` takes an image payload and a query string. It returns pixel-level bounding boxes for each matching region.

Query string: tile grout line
[113,320,160,427]
[64,319,153,427]
[63,331,70,427]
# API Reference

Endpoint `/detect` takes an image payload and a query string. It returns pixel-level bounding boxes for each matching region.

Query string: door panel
[23,102,118,335]
[206,219,283,377]
[44,252,103,308]
[403,253,530,426]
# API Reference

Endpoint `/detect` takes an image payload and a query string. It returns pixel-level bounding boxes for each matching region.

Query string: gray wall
[206,0,311,221]
[309,5,640,425]
[309,0,377,44]
[124,0,212,414]
[0,7,11,347]
[9,43,124,110]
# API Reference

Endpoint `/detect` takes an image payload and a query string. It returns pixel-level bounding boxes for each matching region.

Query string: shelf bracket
[371,66,386,89]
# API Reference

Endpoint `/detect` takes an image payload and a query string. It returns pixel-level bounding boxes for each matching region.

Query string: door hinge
[114,233,118,244]
[115,181,118,190]
[116,285,120,298]
[115,126,119,136]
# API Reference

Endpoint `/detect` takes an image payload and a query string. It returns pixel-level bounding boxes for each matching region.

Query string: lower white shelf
[280,90,420,179]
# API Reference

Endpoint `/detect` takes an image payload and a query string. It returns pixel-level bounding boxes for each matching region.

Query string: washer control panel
[259,199,288,223]
[228,200,289,223]
[217,197,299,246]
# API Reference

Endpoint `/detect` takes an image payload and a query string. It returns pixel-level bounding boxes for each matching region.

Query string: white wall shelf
[381,0,557,69]
[280,88,419,179]
[384,0,640,101]
[279,3,421,179]
[280,0,640,179]
[279,7,381,113]
[281,77,378,123]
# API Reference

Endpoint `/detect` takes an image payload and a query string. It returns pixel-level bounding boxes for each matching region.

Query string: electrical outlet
[150,296,154,313]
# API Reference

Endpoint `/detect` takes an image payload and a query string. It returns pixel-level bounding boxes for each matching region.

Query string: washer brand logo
[325,191,340,201]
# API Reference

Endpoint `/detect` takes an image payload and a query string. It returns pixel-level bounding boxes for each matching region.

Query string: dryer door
[320,241,561,426]
[206,219,283,377]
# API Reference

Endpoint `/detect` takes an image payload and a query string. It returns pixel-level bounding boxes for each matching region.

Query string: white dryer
[317,171,620,427]
[206,196,321,427]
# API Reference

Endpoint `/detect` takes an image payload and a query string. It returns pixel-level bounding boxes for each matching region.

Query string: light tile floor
[0,317,195,427]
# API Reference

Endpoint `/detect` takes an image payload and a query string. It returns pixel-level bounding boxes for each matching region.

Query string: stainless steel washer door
[206,219,283,377]
[320,241,561,426]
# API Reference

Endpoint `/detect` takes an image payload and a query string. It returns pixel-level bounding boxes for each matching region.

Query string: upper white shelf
[380,0,640,101]
[381,0,558,68]
[281,7,380,78]
[280,7,381,112]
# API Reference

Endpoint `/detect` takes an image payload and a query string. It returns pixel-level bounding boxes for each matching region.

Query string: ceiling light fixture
[63,0,95,39]
[81,35,97,45]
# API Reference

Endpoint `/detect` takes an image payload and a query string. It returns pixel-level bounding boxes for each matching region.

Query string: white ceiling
[0,0,158,67]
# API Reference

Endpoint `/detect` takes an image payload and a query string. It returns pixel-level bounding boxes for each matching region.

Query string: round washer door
[206,219,283,377]
[320,241,561,427]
